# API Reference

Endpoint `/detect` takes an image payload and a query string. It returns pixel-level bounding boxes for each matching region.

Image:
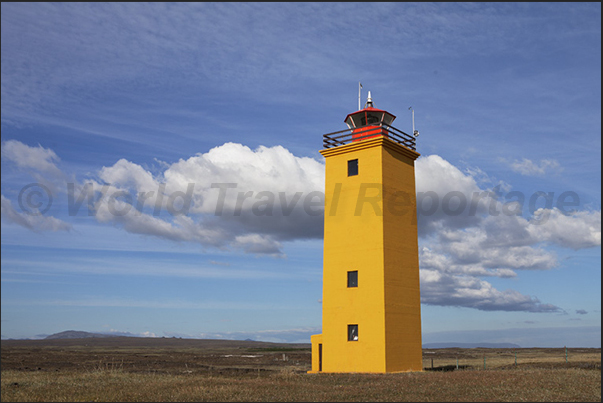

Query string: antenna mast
[409,106,419,137]
[411,107,415,133]
[358,82,363,110]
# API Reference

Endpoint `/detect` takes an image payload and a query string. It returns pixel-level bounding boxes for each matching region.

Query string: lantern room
[344,92,396,141]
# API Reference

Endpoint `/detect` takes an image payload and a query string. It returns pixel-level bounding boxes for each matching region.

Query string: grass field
[1,338,600,402]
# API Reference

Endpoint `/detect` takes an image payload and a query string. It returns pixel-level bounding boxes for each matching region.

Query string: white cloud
[163,142,324,215]
[86,142,325,255]
[165,327,321,344]
[99,159,160,194]
[1,140,63,180]
[1,194,71,232]
[415,155,494,236]
[232,234,283,256]
[430,217,560,272]
[3,139,600,314]
[528,208,601,249]
[105,329,158,338]
[83,146,598,313]
[507,158,563,176]
[412,155,598,313]
[419,269,562,313]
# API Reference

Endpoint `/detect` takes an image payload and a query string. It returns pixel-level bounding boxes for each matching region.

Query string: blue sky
[1,3,600,347]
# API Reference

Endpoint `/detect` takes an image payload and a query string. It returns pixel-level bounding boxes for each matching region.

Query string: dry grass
[1,339,600,402]
[422,347,601,370]
[2,366,601,402]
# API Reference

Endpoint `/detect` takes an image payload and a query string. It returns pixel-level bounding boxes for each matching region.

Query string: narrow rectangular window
[348,159,358,176]
[348,324,358,341]
[347,271,358,288]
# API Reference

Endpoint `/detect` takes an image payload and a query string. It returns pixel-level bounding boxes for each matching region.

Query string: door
[318,343,322,372]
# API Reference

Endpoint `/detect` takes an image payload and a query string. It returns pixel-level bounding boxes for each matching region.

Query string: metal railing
[322,123,417,151]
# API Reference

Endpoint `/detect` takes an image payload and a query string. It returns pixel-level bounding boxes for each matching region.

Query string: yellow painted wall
[321,140,386,373]
[310,137,422,373]
[381,144,423,372]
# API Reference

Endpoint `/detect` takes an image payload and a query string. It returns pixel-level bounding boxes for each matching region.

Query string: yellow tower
[310,93,422,373]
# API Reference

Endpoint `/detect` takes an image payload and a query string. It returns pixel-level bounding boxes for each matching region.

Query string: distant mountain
[423,342,521,349]
[42,332,522,348]
[45,330,116,340]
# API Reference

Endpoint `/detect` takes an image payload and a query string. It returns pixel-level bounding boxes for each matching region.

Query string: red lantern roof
[344,107,396,129]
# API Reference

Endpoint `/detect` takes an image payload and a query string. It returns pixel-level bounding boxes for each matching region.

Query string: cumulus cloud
[3,139,600,314]
[415,155,491,236]
[419,214,561,280]
[419,269,562,312]
[413,155,599,313]
[90,146,597,314]
[99,158,160,194]
[162,142,324,215]
[86,142,325,254]
[528,208,601,249]
[414,156,599,274]
[1,194,71,232]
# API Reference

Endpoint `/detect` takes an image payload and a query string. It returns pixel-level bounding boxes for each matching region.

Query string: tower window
[347,271,358,288]
[348,159,358,176]
[348,324,358,341]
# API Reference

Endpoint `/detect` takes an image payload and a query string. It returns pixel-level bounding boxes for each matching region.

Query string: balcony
[322,123,417,151]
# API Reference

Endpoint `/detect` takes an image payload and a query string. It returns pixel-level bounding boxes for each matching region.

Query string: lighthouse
[310,93,422,373]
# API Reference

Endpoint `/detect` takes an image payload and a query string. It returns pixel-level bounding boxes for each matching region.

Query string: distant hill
[45,330,116,340]
[423,342,521,349]
[42,332,521,348]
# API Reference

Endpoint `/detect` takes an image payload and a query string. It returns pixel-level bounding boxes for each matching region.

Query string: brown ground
[1,337,600,375]
[2,339,600,402]
[1,337,312,375]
